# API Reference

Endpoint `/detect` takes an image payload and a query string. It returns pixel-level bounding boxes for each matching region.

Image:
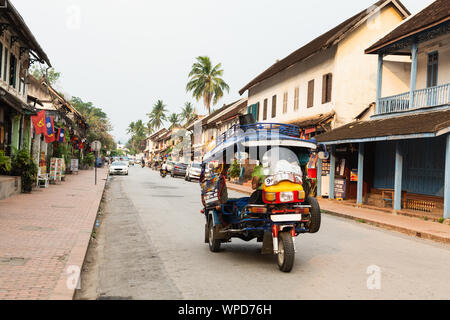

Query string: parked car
[185,162,203,181]
[109,161,129,175]
[172,163,188,177]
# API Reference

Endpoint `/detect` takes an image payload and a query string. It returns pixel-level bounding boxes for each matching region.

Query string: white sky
[13,0,431,144]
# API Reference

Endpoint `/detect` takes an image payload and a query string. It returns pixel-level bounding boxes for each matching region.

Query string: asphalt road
[78,166,450,300]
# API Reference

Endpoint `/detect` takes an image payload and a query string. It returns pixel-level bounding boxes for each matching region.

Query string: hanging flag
[31,110,46,135]
[44,116,55,143]
[57,128,66,143]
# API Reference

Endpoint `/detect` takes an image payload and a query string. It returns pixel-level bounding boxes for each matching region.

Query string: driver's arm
[252,176,260,190]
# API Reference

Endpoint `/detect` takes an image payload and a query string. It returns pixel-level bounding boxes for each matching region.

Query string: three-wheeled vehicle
[200,122,324,272]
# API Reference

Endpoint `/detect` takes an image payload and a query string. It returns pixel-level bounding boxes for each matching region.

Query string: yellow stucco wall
[247,4,407,129]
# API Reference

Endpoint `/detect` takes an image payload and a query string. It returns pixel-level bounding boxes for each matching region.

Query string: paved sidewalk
[0,168,108,300]
[227,182,450,245]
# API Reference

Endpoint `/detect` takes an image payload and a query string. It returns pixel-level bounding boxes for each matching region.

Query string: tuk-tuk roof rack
[217,123,300,145]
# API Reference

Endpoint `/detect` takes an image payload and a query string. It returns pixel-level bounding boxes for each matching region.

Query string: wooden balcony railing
[378,83,450,115]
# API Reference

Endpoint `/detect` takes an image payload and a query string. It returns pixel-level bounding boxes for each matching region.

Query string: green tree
[31,66,61,86]
[180,102,196,125]
[126,120,147,154]
[168,113,180,129]
[148,100,168,130]
[70,96,116,153]
[186,56,230,114]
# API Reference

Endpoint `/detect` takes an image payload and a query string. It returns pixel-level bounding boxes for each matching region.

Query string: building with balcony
[0,1,51,156]
[239,0,410,140]
[316,0,450,219]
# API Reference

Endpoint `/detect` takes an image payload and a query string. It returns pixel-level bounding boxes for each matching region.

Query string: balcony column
[329,145,336,200]
[409,41,418,108]
[444,134,450,219]
[357,143,365,206]
[317,157,322,197]
[394,141,403,212]
[376,53,383,114]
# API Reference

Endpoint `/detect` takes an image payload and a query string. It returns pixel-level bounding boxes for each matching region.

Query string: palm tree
[180,102,196,125]
[147,100,168,131]
[186,56,230,114]
[168,113,180,129]
[127,122,136,135]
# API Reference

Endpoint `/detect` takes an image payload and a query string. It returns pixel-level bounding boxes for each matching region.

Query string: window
[283,92,288,114]
[247,103,259,122]
[271,95,277,118]
[263,99,268,120]
[9,53,17,88]
[294,87,299,111]
[427,52,438,88]
[322,73,333,104]
[307,80,315,108]
[0,43,3,78]
[3,48,7,82]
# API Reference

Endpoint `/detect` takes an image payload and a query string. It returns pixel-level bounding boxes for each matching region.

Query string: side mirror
[318,151,329,160]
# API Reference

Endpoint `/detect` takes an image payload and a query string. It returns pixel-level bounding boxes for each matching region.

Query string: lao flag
[32,110,46,135]
[57,128,66,143]
[44,116,55,143]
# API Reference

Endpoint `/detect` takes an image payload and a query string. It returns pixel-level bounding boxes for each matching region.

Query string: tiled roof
[366,0,450,54]
[239,0,409,95]
[316,108,450,143]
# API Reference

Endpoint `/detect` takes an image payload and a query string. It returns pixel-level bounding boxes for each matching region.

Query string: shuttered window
[9,53,17,88]
[263,99,268,120]
[294,87,299,111]
[283,92,288,114]
[322,73,333,104]
[271,95,277,118]
[307,80,314,108]
[427,52,438,88]
[3,48,7,82]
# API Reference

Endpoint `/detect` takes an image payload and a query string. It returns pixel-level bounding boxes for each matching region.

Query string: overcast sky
[13,0,431,144]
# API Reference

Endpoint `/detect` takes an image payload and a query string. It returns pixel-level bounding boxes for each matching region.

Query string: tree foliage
[31,66,61,86]
[70,96,116,153]
[186,56,230,114]
[147,100,168,131]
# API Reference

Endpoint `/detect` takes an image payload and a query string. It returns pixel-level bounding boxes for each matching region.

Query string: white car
[109,161,129,175]
[185,162,203,181]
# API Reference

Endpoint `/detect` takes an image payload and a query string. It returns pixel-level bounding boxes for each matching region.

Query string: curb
[49,171,108,300]
[227,183,450,245]
[322,209,450,245]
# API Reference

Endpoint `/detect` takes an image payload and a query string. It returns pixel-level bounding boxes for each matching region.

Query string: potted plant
[0,150,11,175]
[11,149,38,193]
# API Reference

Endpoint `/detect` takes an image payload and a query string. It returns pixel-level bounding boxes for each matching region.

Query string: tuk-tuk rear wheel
[307,196,321,233]
[277,232,295,273]
[208,219,221,253]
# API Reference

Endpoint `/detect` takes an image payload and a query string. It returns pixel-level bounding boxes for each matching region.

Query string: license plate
[271,214,302,222]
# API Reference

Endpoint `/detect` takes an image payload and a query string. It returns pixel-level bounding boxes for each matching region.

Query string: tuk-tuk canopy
[203,123,318,163]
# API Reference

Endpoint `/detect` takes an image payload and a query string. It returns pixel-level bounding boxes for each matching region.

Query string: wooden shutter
[322,73,333,104]
[307,80,314,108]
[294,87,299,111]
[263,99,268,120]
[272,95,277,118]
[283,92,288,114]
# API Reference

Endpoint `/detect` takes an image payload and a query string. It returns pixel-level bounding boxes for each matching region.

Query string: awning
[288,111,335,129]
[316,108,450,145]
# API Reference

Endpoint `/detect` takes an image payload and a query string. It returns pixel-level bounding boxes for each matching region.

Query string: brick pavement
[226,182,450,244]
[0,168,107,300]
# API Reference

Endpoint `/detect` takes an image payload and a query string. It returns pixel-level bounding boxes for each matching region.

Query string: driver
[161,161,167,173]
[249,161,265,204]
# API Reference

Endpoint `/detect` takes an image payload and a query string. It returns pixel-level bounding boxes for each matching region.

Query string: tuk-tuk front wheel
[208,219,221,253]
[277,232,295,273]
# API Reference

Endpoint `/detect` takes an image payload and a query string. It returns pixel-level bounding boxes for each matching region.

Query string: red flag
[31,110,46,135]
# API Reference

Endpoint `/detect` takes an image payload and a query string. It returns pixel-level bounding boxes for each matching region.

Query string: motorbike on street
[160,169,168,178]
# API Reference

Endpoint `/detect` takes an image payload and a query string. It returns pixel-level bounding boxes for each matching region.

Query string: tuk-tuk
[200,122,323,272]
